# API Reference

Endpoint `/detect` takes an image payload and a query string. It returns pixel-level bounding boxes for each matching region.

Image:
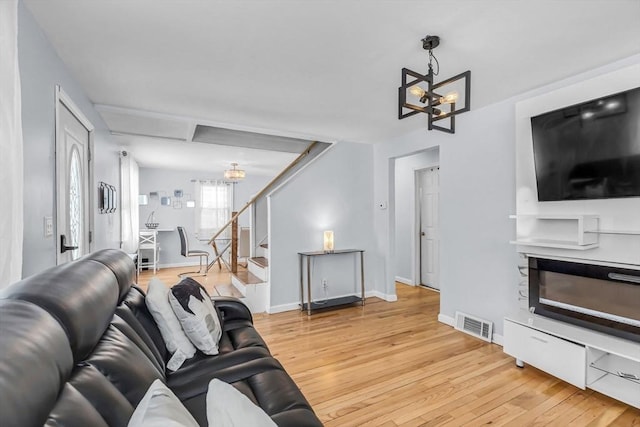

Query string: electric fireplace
[529,257,640,343]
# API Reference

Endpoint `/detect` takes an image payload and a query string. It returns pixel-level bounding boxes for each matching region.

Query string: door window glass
[69,147,82,259]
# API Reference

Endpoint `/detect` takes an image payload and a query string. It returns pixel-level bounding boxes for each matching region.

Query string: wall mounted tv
[530,86,640,201]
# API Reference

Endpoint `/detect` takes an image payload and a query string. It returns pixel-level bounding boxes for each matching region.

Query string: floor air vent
[455,311,493,342]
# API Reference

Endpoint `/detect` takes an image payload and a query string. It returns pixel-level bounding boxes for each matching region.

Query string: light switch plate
[44,216,53,237]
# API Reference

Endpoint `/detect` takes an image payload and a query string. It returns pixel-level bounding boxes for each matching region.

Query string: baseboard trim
[492,333,504,346]
[438,313,455,327]
[367,290,398,302]
[268,302,300,314]
[395,276,414,286]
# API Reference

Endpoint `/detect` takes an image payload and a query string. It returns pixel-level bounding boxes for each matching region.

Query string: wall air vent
[455,311,493,342]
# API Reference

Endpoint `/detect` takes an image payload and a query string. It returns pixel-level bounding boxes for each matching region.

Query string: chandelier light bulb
[409,86,426,98]
[439,91,459,104]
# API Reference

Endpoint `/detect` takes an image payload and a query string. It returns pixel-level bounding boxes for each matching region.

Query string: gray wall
[269,141,376,310]
[19,2,121,278]
[138,167,270,267]
[394,148,439,284]
[374,53,640,339]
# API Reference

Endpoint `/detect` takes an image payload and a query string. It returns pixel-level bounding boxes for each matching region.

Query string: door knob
[421,232,426,236]
[60,234,78,253]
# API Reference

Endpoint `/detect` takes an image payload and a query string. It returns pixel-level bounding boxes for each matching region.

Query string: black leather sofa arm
[211,296,253,324]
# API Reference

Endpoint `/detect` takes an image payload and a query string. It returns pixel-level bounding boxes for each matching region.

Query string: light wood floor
[140,268,640,426]
[137,264,241,297]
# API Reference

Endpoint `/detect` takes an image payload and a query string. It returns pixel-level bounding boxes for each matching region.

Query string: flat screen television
[530,86,640,201]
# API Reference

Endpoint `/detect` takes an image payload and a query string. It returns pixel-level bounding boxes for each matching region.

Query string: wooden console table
[298,249,365,316]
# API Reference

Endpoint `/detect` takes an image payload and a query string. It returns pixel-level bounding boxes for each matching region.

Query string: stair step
[259,243,269,249]
[213,283,243,299]
[232,270,264,285]
[249,257,268,268]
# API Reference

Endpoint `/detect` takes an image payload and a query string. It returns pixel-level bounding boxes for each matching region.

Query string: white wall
[19,2,121,277]
[268,141,377,311]
[138,167,270,267]
[394,148,439,284]
[373,53,640,338]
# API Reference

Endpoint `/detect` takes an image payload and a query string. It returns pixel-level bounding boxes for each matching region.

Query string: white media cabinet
[504,310,640,408]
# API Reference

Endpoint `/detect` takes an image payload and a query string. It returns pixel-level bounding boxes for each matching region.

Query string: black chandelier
[398,35,471,134]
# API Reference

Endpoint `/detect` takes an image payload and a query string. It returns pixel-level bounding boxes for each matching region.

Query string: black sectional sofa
[0,249,322,427]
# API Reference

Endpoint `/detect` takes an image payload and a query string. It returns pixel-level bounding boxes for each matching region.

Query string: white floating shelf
[510,214,600,249]
[585,229,640,235]
[510,239,599,250]
[509,214,599,220]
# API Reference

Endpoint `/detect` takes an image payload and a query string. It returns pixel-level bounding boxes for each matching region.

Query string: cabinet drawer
[504,320,586,388]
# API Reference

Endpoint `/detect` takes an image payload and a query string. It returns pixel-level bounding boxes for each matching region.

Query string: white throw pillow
[169,279,222,355]
[145,277,196,370]
[128,379,199,427]
[206,379,277,427]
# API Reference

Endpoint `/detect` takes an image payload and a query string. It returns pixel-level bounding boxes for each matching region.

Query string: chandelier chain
[428,49,440,76]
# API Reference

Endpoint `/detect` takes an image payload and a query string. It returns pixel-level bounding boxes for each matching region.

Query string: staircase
[204,141,331,313]
[230,243,269,312]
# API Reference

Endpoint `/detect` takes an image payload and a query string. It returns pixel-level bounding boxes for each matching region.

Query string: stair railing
[205,141,319,273]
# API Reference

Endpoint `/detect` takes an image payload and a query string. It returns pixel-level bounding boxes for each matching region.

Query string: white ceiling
[24,0,640,172]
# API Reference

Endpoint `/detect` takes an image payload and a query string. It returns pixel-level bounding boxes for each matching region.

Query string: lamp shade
[323,230,334,252]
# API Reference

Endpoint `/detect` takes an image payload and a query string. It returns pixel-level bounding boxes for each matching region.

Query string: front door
[55,87,93,264]
[419,166,440,289]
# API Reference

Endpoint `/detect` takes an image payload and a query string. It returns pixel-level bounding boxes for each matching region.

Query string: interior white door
[419,166,440,289]
[56,88,93,264]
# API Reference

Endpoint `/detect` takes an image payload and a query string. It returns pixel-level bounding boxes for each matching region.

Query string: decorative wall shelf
[509,239,599,250]
[585,229,640,235]
[509,214,599,250]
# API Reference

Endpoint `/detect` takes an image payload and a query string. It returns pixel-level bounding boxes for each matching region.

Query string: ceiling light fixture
[398,35,471,134]
[224,162,246,182]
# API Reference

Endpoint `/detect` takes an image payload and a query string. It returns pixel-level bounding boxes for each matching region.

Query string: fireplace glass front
[529,257,640,343]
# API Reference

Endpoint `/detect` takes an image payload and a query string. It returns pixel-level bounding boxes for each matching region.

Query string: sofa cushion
[69,364,135,427]
[84,325,164,406]
[178,357,322,427]
[0,258,120,361]
[206,378,276,427]
[168,346,271,400]
[128,379,199,427]
[0,300,74,427]
[121,286,169,363]
[111,314,166,374]
[146,277,196,369]
[84,248,136,302]
[169,278,222,355]
[221,322,270,352]
[46,384,110,427]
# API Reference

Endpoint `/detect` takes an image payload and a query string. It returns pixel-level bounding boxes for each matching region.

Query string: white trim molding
[438,313,455,327]
[395,276,414,286]
[268,302,300,314]
[368,290,398,302]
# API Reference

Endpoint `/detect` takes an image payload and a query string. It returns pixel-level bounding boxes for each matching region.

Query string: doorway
[55,86,94,264]
[417,166,440,289]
